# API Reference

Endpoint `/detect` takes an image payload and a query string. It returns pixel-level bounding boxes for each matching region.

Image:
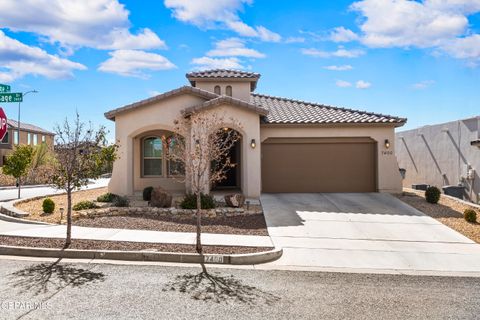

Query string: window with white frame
[33,134,38,145]
[27,133,31,145]
[142,137,162,176]
[42,135,46,143]
[14,131,18,145]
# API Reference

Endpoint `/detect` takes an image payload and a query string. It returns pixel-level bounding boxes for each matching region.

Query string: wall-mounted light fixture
[384,139,390,149]
[250,139,256,149]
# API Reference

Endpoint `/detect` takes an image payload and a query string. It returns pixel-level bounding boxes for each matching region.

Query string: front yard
[14,188,268,236]
[396,189,480,243]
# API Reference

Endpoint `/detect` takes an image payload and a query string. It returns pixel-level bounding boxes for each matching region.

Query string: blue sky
[0,0,479,140]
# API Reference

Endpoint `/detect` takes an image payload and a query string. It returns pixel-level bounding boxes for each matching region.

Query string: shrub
[143,186,154,201]
[113,195,129,207]
[42,198,55,214]
[464,209,477,223]
[72,200,98,211]
[97,193,117,202]
[425,186,441,204]
[180,193,216,209]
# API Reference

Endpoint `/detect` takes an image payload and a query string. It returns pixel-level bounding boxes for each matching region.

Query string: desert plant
[113,196,129,207]
[180,193,216,210]
[464,209,477,223]
[42,198,55,214]
[97,193,116,202]
[72,200,98,211]
[425,186,441,204]
[143,186,154,201]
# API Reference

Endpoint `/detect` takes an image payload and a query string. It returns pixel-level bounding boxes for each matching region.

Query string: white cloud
[349,0,480,64]
[207,38,265,58]
[302,47,365,58]
[149,90,162,97]
[191,57,244,70]
[336,80,352,87]
[98,50,176,78]
[356,80,371,89]
[323,65,353,71]
[330,27,359,42]
[0,31,86,82]
[0,0,166,52]
[164,0,281,42]
[412,80,435,89]
[285,36,305,43]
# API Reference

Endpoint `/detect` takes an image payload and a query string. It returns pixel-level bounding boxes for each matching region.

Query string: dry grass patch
[15,187,107,224]
[396,189,480,243]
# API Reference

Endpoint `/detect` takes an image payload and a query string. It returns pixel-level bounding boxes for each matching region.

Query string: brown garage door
[261,137,377,193]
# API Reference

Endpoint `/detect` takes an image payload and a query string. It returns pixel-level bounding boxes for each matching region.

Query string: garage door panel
[261,139,376,193]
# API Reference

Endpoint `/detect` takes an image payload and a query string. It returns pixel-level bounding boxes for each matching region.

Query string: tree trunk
[17,178,21,199]
[65,188,72,248]
[196,193,202,254]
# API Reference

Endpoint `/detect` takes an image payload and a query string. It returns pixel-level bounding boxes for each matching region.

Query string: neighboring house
[396,116,480,203]
[0,119,55,166]
[105,69,406,198]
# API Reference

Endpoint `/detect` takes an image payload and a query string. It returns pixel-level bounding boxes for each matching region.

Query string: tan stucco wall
[195,81,251,102]
[109,93,262,198]
[260,124,403,193]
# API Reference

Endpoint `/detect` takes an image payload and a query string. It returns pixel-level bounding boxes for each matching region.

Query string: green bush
[143,186,154,201]
[464,209,477,223]
[73,200,98,211]
[96,193,117,202]
[113,196,129,207]
[180,193,216,209]
[425,186,441,204]
[42,198,55,214]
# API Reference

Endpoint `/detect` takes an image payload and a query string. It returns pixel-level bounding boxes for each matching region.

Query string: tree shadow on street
[163,263,280,305]
[9,258,106,295]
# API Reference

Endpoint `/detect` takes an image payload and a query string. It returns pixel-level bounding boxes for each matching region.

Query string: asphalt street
[0,258,479,320]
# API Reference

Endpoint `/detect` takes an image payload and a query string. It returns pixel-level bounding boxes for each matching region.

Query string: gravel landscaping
[0,235,272,254]
[396,189,480,243]
[16,187,108,224]
[75,214,268,235]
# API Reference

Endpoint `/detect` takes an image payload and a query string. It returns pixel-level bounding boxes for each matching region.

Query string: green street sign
[0,84,10,93]
[0,93,22,103]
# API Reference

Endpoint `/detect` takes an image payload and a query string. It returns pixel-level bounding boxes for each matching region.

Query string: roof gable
[183,95,269,116]
[104,86,219,121]
[186,69,260,91]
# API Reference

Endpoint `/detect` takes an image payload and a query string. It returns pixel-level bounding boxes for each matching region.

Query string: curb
[0,245,283,265]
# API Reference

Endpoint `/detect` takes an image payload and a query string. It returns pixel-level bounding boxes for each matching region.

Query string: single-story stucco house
[105,69,406,198]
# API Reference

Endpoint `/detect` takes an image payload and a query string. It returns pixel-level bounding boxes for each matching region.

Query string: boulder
[224,193,245,208]
[150,187,173,208]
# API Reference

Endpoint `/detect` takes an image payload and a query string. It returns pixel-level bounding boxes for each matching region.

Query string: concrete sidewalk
[0,219,273,248]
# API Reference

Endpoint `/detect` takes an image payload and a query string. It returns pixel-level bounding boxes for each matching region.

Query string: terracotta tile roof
[186,69,260,80]
[183,96,269,117]
[105,86,219,120]
[251,93,407,126]
[7,119,54,135]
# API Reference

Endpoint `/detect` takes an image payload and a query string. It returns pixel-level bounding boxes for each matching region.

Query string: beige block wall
[260,124,403,193]
[195,81,251,102]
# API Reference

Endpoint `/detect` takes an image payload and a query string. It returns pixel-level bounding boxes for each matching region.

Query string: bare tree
[168,112,241,255]
[52,113,114,247]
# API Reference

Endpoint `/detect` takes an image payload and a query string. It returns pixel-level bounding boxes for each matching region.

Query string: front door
[215,139,241,188]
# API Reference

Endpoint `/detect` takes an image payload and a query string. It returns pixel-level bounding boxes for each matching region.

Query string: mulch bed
[0,235,272,254]
[395,190,480,243]
[73,214,269,236]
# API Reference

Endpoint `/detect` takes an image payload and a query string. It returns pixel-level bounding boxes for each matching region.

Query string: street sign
[0,93,22,103]
[0,84,10,93]
[0,108,7,141]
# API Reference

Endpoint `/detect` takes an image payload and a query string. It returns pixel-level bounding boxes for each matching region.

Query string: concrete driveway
[260,193,480,275]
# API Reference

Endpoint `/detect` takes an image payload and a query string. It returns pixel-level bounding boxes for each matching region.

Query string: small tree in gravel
[3,145,35,198]
[52,113,115,247]
[168,112,241,255]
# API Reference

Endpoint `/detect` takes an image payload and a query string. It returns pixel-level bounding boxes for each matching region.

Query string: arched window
[143,137,162,176]
[226,85,232,97]
[214,85,221,95]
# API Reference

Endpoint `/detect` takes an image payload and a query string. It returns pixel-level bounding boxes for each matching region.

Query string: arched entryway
[213,128,242,190]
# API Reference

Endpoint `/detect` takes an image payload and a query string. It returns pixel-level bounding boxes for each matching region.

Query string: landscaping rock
[150,187,173,208]
[224,194,245,208]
